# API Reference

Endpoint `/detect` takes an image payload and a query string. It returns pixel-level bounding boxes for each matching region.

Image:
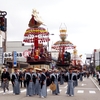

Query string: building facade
[94,49,100,67]
[6,41,31,62]
[4,41,56,69]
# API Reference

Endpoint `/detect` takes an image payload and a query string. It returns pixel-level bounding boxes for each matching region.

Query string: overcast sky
[1,0,100,61]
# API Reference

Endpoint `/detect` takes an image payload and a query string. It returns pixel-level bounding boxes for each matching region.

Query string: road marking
[81,84,86,86]
[47,89,50,92]
[89,91,96,94]
[0,91,3,93]
[77,90,84,93]
[8,90,13,93]
[90,77,100,91]
[47,89,61,93]
[60,89,62,92]
[21,89,26,93]
[75,88,97,90]
[64,85,67,88]
[0,90,13,94]
[0,89,26,94]
[0,89,51,94]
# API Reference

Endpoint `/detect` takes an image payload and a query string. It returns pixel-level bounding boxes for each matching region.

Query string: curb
[90,77,100,91]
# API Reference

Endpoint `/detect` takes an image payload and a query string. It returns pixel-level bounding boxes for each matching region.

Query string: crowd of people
[0,66,90,98]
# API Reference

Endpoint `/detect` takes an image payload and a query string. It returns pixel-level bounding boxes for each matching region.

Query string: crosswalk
[0,77,98,95]
[0,88,97,95]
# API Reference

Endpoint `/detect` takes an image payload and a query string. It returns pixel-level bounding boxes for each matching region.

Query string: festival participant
[25,66,34,96]
[45,69,51,87]
[58,70,65,85]
[37,68,42,96]
[73,69,78,87]
[1,68,10,94]
[32,69,37,95]
[78,70,83,81]
[39,68,47,98]
[35,68,41,95]
[11,68,21,95]
[65,68,77,96]
[83,70,87,78]
[18,70,23,88]
[50,69,60,95]
[23,69,28,88]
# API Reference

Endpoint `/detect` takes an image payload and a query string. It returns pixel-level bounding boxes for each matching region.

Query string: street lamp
[59,23,67,64]
[94,49,96,69]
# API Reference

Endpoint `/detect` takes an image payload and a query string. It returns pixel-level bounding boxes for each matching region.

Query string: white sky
[1,0,100,61]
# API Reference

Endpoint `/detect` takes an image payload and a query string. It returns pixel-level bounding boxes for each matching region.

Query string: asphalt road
[0,76,100,100]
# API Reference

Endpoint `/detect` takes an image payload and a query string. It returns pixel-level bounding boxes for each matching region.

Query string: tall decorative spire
[59,23,67,42]
[28,9,44,28]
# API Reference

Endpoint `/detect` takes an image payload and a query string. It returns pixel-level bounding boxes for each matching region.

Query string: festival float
[51,23,75,67]
[23,9,51,67]
[71,47,83,69]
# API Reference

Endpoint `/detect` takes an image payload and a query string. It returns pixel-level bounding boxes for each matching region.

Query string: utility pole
[93,49,96,71]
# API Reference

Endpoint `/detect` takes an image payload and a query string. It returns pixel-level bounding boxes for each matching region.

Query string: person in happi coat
[50,69,60,95]
[39,68,47,98]
[83,71,87,78]
[78,70,83,81]
[18,70,23,88]
[25,66,34,96]
[1,68,10,94]
[11,68,21,95]
[65,68,77,96]
[45,69,51,87]
[23,69,28,88]
[32,70,37,95]
[35,68,41,95]
[73,69,78,87]
[58,70,65,85]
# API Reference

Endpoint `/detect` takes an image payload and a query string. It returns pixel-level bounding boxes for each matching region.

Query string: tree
[96,65,100,71]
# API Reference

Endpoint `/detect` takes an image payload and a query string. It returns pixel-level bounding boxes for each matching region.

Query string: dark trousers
[98,79,100,85]
[24,80,26,88]
[2,81,9,92]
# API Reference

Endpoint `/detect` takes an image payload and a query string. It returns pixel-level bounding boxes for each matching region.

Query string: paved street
[0,76,100,100]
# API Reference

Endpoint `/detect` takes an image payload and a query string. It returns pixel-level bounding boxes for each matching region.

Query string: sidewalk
[90,76,100,90]
[94,77,100,87]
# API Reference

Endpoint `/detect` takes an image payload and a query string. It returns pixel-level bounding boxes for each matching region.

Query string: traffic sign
[23,50,30,58]
[13,51,17,67]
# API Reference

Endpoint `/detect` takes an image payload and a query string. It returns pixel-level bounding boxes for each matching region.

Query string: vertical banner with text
[13,51,17,67]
